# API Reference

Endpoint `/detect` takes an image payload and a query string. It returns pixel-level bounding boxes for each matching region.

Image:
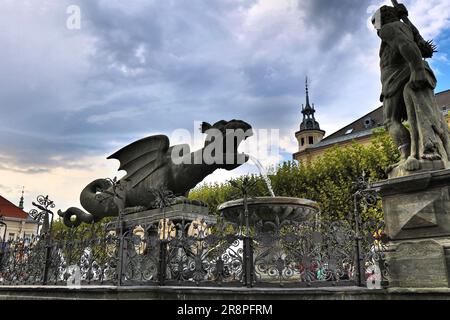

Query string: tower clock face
[306,120,313,128]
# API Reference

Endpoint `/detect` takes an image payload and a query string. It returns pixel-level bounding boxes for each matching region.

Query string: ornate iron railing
[0,218,387,288]
[0,188,388,288]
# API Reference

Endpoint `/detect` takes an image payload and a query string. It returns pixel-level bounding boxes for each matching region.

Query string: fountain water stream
[248,155,275,197]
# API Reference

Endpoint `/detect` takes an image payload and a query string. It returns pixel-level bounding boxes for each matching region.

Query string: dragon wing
[107,135,170,188]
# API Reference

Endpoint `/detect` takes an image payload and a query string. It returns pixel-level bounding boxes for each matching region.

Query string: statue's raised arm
[389,0,437,58]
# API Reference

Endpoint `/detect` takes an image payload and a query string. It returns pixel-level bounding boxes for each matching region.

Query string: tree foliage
[52,216,114,237]
[190,129,400,221]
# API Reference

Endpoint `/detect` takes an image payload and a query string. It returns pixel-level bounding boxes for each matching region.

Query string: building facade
[293,89,450,163]
[0,192,37,242]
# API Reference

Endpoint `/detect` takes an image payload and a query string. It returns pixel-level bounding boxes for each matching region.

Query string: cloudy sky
[0,0,449,212]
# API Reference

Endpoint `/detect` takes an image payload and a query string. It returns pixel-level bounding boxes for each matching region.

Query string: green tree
[190,129,399,222]
[51,216,114,238]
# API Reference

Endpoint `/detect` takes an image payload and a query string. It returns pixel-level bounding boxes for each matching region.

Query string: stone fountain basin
[218,197,320,225]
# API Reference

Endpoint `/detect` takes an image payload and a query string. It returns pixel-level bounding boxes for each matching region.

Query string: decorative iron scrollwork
[0,176,388,289]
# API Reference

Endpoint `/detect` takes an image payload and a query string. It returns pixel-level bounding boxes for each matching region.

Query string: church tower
[18,187,24,209]
[295,77,325,152]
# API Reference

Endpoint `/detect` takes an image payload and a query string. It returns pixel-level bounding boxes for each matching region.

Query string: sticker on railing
[67,265,81,288]
[366,265,382,289]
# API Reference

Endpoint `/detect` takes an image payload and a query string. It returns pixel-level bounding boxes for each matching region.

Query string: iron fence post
[242,192,254,288]
[42,212,55,285]
[116,213,125,286]
[243,236,253,287]
[158,204,168,286]
[42,233,52,285]
[96,177,128,286]
[159,240,167,286]
[353,192,365,287]
[148,188,175,287]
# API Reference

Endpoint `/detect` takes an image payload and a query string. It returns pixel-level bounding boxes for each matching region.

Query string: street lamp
[28,195,56,285]
[0,215,7,244]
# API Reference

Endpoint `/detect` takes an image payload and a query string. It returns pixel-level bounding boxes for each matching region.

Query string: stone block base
[385,239,450,288]
[372,169,450,288]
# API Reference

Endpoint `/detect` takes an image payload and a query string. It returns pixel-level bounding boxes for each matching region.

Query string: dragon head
[201,119,253,169]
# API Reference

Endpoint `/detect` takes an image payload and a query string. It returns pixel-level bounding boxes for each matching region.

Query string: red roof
[0,195,29,220]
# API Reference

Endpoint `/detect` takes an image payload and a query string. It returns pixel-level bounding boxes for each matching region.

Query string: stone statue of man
[372,4,450,177]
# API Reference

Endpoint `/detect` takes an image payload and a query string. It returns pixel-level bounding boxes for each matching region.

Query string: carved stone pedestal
[122,202,215,228]
[372,169,450,288]
[106,202,216,231]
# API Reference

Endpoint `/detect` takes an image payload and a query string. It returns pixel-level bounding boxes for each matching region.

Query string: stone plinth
[4,285,450,300]
[372,169,450,288]
[107,202,216,230]
[388,160,446,179]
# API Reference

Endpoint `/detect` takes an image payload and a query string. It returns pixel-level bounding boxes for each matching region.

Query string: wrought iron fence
[0,217,388,288]
[0,186,388,288]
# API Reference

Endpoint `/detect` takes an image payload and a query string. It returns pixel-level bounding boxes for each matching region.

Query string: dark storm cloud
[303,0,372,49]
[1,0,444,172]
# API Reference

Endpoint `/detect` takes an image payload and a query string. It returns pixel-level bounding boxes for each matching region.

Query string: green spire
[18,186,24,209]
[305,76,311,109]
[300,76,321,132]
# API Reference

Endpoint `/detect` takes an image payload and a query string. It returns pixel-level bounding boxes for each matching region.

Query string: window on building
[8,233,15,241]
[443,106,450,116]
[24,233,31,245]
[309,136,314,144]
[364,117,375,129]
[301,138,305,146]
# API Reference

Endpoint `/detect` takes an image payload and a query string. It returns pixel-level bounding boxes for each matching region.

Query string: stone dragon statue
[58,119,252,227]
